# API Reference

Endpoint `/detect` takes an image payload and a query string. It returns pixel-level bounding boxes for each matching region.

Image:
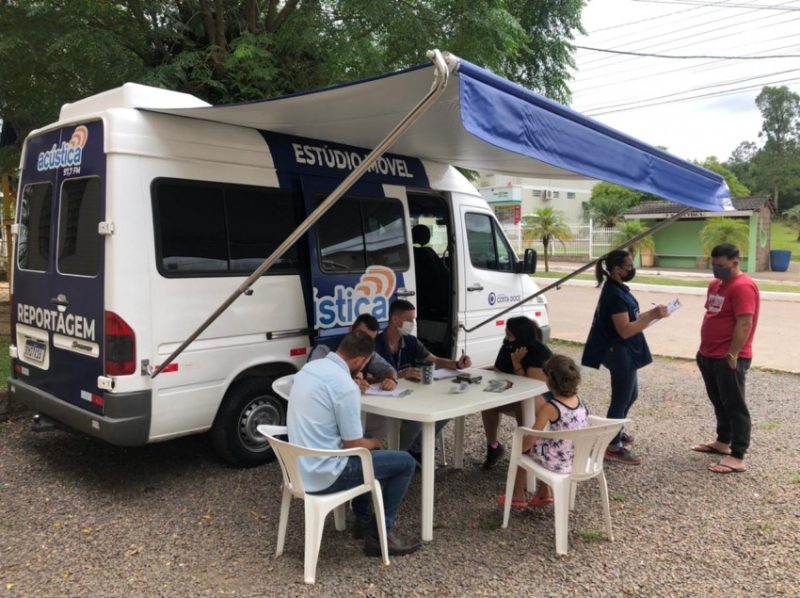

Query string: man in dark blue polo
[373,300,472,462]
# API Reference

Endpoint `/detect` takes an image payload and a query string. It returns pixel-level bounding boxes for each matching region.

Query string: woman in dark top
[581,249,669,464]
[481,316,552,469]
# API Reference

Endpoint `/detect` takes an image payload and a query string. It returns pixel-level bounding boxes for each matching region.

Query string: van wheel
[211,378,286,467]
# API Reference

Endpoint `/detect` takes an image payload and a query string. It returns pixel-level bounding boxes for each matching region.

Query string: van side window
[316,196,408,273]
[153,179,299,276]
[465,212,514,272]
[58,177,101,276]
[18,183,53,272]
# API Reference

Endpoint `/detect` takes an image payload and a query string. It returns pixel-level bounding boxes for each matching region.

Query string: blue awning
[151,53,732,212]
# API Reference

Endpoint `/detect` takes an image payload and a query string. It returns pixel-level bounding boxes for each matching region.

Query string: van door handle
[50,294,69,308]
[396,287,415,297]
[466,283,484,292]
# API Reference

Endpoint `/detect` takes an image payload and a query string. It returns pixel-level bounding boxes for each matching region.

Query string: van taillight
[105,311,136,376]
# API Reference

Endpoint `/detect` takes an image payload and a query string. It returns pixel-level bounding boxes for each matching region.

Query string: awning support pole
[461,207,693,334]
[151,50,452,378]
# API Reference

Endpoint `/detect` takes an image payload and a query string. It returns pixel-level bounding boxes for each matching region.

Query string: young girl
[499,354,588,508]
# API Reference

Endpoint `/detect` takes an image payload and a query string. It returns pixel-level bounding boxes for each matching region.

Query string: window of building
[532,190,542,197]
[552,191,560,199]
[18,182,53,272]
[567,192,576,199]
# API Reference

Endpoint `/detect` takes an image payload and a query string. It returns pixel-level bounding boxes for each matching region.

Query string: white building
[477,172,598,225]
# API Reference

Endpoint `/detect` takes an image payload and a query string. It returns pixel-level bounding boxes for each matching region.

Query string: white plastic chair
[501,415,629,555]
[256,424,390,584]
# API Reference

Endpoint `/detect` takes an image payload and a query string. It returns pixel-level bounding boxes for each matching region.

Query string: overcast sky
[570,0,800,163]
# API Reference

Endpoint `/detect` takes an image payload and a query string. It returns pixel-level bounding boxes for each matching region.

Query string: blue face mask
[712,265,732,280]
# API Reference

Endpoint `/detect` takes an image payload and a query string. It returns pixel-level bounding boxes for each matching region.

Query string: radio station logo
[37,125,88,172]
[315,266,397,328]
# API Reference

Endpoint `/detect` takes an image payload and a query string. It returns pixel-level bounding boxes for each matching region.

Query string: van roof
[59,83,208,123]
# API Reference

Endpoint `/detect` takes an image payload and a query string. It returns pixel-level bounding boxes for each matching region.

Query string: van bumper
[7,378,151,446]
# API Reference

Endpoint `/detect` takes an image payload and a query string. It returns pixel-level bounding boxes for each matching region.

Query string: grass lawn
[0,336,9,383]
[771,220,800,261]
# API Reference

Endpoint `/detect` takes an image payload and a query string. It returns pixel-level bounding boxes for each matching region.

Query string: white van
[8,83,548,466]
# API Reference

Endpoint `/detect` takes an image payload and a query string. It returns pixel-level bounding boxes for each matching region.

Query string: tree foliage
[783,205,800,242]
[698,156,749,197]
[699,217,749,257]
[613,220,654,262]
[0,0,586,174]
[725,86,800,211]
[521,207,572,272]
[587,182,644,227]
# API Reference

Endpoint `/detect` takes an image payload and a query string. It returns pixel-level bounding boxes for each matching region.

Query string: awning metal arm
[151,49,452,378]
[460,207,693,334]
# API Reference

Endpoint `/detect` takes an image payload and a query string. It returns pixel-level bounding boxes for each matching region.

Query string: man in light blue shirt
[287,331,420,556]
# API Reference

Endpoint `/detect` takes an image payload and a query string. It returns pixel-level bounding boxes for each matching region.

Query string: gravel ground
[1,344,799,597]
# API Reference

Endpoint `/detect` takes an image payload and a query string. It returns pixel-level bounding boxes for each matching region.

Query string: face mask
[502,341,517,352]
[621,267,636,283]
[399,321,415,336]
[712,265,732,280]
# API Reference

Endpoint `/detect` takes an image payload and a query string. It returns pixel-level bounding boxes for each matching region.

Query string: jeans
[400,420,449,453]
[696,352,752,459]
[602,344,639,447]
[310,450,416,535]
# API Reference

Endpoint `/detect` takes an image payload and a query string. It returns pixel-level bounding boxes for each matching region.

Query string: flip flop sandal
[497,495,529,509]
[528,495,555,508]
[691,443,731,455]
[708,462,746,474]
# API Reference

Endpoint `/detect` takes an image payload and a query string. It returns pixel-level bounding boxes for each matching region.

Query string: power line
[634,0,800,9]
[574,45,800,59]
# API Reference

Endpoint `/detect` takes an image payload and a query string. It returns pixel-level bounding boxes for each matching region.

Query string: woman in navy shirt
[581,250,669,465]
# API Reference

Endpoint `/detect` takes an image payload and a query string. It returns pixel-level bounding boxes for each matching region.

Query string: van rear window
[18,183,53,272]
[316,196,408,273]
[152,179,300,276]
[58,177,101,277]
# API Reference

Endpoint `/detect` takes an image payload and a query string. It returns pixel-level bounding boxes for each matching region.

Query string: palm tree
[699,217,750,256]
[521,207,573,272]
[613,220,655,262]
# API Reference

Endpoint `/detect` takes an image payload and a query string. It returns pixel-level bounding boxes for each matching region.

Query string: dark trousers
[602,344,639,447]
[696,352,752,459]
[311,450,416,535]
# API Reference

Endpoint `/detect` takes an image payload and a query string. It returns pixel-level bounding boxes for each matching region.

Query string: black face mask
[502,341,517,352]
[621,267,636,283]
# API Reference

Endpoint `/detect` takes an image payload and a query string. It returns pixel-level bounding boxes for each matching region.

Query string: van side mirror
[519,248,537,274]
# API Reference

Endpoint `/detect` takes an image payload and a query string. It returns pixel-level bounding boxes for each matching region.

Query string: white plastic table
[360,369,548,542]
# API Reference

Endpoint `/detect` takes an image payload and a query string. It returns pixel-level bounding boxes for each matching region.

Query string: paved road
[539,280,798,374]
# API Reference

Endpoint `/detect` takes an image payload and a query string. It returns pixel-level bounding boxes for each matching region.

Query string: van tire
[211,378,286,468]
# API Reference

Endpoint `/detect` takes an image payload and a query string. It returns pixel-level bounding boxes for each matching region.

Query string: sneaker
[620,432,635,446]
[482,443,505,470]
[605,446,642,465]
[364,532,422,557]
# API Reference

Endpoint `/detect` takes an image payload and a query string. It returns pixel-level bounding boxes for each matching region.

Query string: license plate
[23,339,46,362]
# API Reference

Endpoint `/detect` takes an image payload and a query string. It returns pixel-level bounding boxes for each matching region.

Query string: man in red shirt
[692,243,760,474]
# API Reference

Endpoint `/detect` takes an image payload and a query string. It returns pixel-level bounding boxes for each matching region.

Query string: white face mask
[399,321,416,337]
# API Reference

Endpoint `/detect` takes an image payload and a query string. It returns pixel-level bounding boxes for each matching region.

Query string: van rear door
[12,121,106,414]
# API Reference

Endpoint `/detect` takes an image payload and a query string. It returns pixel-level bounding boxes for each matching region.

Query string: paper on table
[365,385,411,397]
[433,368,460,380]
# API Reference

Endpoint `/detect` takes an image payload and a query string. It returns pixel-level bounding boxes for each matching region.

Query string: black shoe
[620,432,635,446]
[364,532,422,557]
[408,450,422,469]
[352,517,376,540]
[482,443,505,470]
